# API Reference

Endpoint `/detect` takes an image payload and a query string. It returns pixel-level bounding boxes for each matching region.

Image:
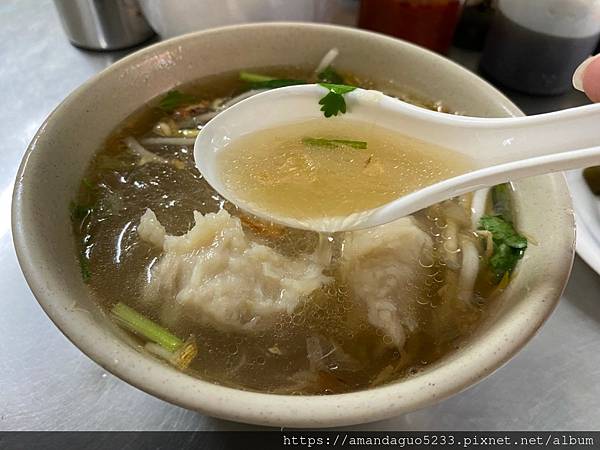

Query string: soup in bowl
[12,23,574,426]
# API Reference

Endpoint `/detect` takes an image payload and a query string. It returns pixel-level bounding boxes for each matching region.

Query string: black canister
[480,0,600,95]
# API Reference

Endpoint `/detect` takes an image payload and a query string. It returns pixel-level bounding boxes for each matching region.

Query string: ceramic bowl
[12,23,575,427]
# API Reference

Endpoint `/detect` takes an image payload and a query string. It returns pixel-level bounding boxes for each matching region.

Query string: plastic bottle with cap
[480,0,600,95]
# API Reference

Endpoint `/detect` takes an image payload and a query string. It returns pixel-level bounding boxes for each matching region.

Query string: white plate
[566,169,600,275]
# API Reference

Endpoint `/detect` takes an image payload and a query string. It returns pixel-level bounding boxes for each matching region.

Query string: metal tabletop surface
[1,0,599,431]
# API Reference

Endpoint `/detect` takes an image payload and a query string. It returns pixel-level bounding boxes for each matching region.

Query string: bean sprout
[141,137,196,146]
[442,219,461,270]
[124,137,169,166]
[470,188,490,229]
[456,235,479,303]
[315,48,339,74]
[221,89,268,109]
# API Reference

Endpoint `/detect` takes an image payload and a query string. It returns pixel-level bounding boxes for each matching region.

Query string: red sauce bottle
[358,0,464,54]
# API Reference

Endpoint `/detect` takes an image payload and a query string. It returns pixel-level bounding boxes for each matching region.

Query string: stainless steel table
[1,0,599,431]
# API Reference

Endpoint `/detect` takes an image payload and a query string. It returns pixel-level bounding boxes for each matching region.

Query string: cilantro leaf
[318,83,356,117]
[319,83,356,95]
[479,215,527,249]
[319,92,348,117]
[317,66,344,84]
[479,215,528,282]
[158,90,196,112]
[302,137,367,149]
[70,201,92,283]
[489,243,521,280]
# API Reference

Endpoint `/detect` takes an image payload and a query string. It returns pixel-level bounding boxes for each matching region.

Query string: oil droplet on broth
[218,119,474,222]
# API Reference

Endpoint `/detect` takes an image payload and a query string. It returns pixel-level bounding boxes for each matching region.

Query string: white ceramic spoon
[194,84,600,232]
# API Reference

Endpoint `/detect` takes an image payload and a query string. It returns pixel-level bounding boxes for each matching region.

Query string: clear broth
[219,119,473,221]
[72,69,494,394]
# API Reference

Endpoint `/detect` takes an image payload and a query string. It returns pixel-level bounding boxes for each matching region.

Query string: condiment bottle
[358,0,465,54]
[453,0,496,50]
[480,0,600,95]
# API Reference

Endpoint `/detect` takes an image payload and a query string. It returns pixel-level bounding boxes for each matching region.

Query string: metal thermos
[53,0,155,51]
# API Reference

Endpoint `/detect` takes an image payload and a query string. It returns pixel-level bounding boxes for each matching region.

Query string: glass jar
[480,0,600,95]
[358,0,465,54]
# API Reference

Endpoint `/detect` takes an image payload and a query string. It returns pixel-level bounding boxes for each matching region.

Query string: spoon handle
[465,103,600,166]
[367,146,600,230]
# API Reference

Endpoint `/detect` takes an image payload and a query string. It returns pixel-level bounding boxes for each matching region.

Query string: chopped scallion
[111,302,183,352]
[239,71,306,89]
[158,90,196,112]
[239,71,276,83]
[302,137,367,149]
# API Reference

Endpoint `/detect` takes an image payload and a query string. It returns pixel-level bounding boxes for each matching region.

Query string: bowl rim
[12,22,575,427]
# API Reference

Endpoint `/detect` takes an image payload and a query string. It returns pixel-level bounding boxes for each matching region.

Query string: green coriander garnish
[478,214,528,282]
[318,83,356,117]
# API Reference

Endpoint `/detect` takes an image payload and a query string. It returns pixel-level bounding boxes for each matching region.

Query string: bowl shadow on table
[198,399,446,431]
[563,256,600,324]
[201,414,418,431]
[197,412,406,431]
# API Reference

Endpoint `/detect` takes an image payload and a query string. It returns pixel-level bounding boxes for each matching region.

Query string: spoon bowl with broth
[195,84,600,232]
[217,118,473,230]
